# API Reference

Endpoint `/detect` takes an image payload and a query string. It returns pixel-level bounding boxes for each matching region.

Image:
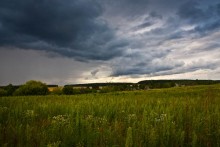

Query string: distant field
[0,84,220,146]
[48,86,63,92]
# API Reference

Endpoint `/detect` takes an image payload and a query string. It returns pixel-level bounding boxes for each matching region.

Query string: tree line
[0,80,48,96]
[0,79,219,96]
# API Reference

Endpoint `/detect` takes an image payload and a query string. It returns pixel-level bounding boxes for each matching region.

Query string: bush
[62,86,73,95]
[4,84,18,96]
[0,88,7,97]
[14,80,48,96]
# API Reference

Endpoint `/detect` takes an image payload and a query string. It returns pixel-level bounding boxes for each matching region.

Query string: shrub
[0,88,7,97]
[62,86,73,95]
[14,80,48,96]
[4,84,18,96]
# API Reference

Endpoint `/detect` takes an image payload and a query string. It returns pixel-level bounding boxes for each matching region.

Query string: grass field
[0,84,220,146]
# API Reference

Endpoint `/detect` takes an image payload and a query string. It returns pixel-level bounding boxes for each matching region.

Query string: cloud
[177,1,207,23]
[0,0,128,61]
[177,1,220,35]
[132,21,154,31]
[111,57,185,76]
[0,48,103,85]
[107,0,220,78]
[91,69,99,77]
[151,59,219,77]
[100,0,150,18]
[1,0,220,85]
[112,55,219,78]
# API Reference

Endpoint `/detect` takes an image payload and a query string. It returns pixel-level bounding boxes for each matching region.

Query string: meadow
[0,84,220,147]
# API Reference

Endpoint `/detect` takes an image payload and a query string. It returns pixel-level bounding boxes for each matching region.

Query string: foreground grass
[0,84,220,146]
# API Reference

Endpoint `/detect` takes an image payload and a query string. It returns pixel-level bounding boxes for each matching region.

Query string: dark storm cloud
[111,49,179,77]
[193,20,220,35]
[107,1,220,77]
[112,57,219,77]
[109,0,220,37]
[112,59,185,76]
[177,1,207,23]
[0,0,127,61]
[149,11,163,19]
[102,0,220,77]
[1,0,220,83]
[177,1,220,34]
[100,0,150,18]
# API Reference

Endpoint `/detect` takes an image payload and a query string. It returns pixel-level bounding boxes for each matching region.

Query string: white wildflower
[155,113,167,122]
[24,110,37,118]
[128,114,137,124]
[52,115,70,125]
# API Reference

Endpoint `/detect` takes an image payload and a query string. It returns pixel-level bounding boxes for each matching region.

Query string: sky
[0,0,220,85]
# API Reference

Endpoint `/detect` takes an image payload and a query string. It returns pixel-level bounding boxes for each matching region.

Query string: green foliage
[62,86,73,95]
[0,84,220,146]
[13,80,48,96]
[138,79,219,89]
[79,88,95,94]
[125,127,133,147]
[4,84,18,96]
[0,88,7,97]
[62,87,96,95]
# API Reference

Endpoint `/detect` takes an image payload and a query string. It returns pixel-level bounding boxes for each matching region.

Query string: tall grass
[0,84,220,146]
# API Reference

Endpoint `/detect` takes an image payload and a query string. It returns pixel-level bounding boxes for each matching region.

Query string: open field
[0,84,220,146]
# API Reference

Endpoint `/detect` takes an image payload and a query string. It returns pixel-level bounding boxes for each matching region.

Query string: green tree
[0,88,7,97]
[14,80,48,96]
[62,85,73,95]
[4,84,17,96]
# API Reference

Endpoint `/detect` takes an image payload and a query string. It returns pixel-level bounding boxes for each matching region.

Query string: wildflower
[85,115,94,121]
[128,114,137,124]
[128,114,137,120]
[154,113,167,122]
[24,110,37,118]
[155,118,161,122]
[97,117,108,124]
[161,113,167,118]
[52,115,70,125]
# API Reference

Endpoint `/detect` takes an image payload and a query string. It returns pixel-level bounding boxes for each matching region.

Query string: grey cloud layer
[105,0,220,77]
[177,1,220,35]
[0,0,128,60]
[1,0,220,82]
